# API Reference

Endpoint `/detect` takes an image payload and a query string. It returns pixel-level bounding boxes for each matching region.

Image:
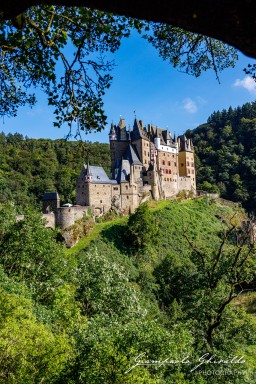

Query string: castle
[42,117,196,229]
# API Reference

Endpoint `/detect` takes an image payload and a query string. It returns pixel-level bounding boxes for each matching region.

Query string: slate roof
[178,134,193,152]
[124,144,143,165]
[42,191,60,201]
[82,165,117,184]
[116,159,130,183]
[131,119,149,141]
[150,126,176,147]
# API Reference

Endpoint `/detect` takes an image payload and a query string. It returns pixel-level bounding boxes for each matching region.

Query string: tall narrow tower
[178,134,196,191]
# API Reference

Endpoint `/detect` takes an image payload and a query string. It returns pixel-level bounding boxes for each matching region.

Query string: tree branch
[2,1,256,58]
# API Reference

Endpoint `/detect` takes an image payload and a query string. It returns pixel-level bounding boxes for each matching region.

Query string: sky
[1,30,256,144]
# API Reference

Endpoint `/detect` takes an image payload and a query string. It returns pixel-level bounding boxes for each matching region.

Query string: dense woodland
[0,134,110,211]
[188,101,256,212]
[0,198,256,383]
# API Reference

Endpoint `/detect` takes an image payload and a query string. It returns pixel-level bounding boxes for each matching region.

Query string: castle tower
[131,119,150,170]
[152,160,160,200]
[42,191,60,214]
[109,118,130,179]
[129,164,137,213]
[178,134,196,191]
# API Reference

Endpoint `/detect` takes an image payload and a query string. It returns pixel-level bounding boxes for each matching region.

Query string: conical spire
[85,157,92,183]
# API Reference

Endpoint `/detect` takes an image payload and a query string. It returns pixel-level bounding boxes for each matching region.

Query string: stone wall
[56,205,88,229]
[86,183,113,212]
[120,182,139,213]
[42,213,56,229]
[178,176,193,192]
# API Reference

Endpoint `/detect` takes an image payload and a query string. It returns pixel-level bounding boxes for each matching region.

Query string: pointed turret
[84,157,92,183]
[109,122,117,141]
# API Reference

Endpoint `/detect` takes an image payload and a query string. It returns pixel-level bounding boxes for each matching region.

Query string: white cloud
[183,98,197,114]
[233,76,256,94]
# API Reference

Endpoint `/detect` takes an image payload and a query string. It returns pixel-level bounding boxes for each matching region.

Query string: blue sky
[1,30,256,143]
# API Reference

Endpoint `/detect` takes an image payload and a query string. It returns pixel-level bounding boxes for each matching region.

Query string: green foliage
[198,181,220,193]
[0,204,73,304]
[64,316,194,384]
[126,202,159,252]
[144,25,238,80]
[0,135,110,210]
[190,101,256,211]
[0,289,72,383]
[0,197,255,383]
[76,246,145,319]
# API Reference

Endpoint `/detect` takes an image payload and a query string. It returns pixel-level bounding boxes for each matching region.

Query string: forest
[0,197,256,383]
[0,134,110,211]
[188,100,256,213]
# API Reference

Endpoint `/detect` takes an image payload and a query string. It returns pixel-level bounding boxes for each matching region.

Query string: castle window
[187,161,190,166]
[169,169,172,174]
[114,187,118,190]
[127,196,129,199]
[174,162,177,166]
[100,200,102,203]
[162,160,165,165]
[168,161,171,166]
[126,185,128,190]
[181,163,184,167]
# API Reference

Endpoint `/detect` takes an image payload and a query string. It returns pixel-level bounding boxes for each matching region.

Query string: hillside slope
[1,197,256,382]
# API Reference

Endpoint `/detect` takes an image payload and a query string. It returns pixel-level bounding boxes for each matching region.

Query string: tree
[0,206,71,304]
[126,202,159,252]
[0,4,241,134]
[0,288,72,383]
[154,210,256,348]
